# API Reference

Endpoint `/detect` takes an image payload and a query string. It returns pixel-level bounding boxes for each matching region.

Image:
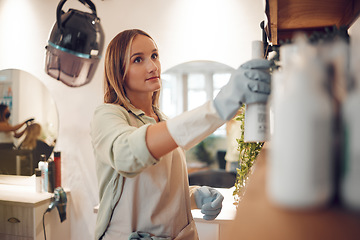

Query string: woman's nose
[147,59,159,73]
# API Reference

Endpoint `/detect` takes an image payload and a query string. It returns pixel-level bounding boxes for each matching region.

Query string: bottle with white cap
[267,44,297,140]
[267,36,334,209]
[38,154,48,192]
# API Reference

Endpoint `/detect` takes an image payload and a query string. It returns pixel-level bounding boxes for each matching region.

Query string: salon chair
[0,149,33,175]
[188,169,237,188]
[217,150,226,170]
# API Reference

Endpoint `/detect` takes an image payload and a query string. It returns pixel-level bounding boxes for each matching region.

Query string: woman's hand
[193,186,224,220]
[213,59,271,121]
[25,118,35,125]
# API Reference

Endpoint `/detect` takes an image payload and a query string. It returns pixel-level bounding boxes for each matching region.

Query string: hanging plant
[232,104,264,204]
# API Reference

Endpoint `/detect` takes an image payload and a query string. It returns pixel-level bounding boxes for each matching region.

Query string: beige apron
[102,113,198,240]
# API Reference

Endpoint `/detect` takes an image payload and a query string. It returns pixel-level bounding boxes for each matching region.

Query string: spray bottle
[244,40,267,142]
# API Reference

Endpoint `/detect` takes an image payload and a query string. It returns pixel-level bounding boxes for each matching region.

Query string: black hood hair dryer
[45,0,105,87]
[46,187,67,222]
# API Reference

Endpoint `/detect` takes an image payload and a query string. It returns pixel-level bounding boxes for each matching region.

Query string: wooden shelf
[265,0,360,45]
[222,146,360,240]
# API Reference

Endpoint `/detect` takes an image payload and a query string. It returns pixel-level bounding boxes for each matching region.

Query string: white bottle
[267,71,281,140]
[267,44,297,140]
[267,38,334,209]
[35,168,42,193]
[340,45,360,211]
[38,155,48,192]
[244,40,267,142]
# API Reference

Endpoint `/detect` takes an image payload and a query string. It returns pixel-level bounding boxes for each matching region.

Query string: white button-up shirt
[91,103,199,240]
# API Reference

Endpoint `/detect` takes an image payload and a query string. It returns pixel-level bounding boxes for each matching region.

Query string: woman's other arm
[0,121,26,132]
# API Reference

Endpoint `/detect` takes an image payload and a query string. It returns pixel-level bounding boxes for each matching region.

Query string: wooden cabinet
[0,204,33,239]
[0,176,70,240]
[265,0,360,45]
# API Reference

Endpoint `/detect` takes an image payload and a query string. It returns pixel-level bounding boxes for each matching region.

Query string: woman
[19,123,54,170]
[0,103,32,149]
[91,29,271,240]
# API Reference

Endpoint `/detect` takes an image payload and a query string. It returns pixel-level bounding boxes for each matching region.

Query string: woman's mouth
[146,76,160,81]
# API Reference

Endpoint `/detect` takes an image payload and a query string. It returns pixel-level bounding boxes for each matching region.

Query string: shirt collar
[126,98,167,122]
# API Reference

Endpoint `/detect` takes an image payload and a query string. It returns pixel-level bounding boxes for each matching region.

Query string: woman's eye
[152,53,158,59]
[134,57,142,63]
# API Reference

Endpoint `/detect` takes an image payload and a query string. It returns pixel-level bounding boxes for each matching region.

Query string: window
[160,61,234,136]
[188,73,206,110]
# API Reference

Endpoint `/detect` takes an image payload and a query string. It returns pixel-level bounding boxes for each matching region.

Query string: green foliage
[194,141,212,165]
[193,137,216,166]
[233,105,264,204]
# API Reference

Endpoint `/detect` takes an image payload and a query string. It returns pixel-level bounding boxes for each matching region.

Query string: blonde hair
[104,29,160,110]
[21,123,41,150]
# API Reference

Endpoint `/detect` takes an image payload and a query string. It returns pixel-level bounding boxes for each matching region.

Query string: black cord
[43,210,49,240]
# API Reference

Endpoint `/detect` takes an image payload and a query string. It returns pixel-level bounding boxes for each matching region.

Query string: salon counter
[0,175,70,240]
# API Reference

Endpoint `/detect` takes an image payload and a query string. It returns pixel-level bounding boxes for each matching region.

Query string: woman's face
[124,34,161,97]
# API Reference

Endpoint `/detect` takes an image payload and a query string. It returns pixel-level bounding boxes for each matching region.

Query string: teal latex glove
[194,186,224,220]
[213,59,271,121]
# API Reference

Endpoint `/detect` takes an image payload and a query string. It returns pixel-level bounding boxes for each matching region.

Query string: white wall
[0,0,266,239]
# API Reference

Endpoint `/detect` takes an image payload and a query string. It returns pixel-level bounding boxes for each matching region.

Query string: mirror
[0,69,58,176]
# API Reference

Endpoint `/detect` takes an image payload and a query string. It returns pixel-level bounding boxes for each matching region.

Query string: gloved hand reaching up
[193,186,224,220]
[166,59,271,149]
[213,59,271,120]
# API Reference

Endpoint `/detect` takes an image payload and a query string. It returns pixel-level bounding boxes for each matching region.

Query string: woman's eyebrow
[130,52,143,59]
[131,49,158,58]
